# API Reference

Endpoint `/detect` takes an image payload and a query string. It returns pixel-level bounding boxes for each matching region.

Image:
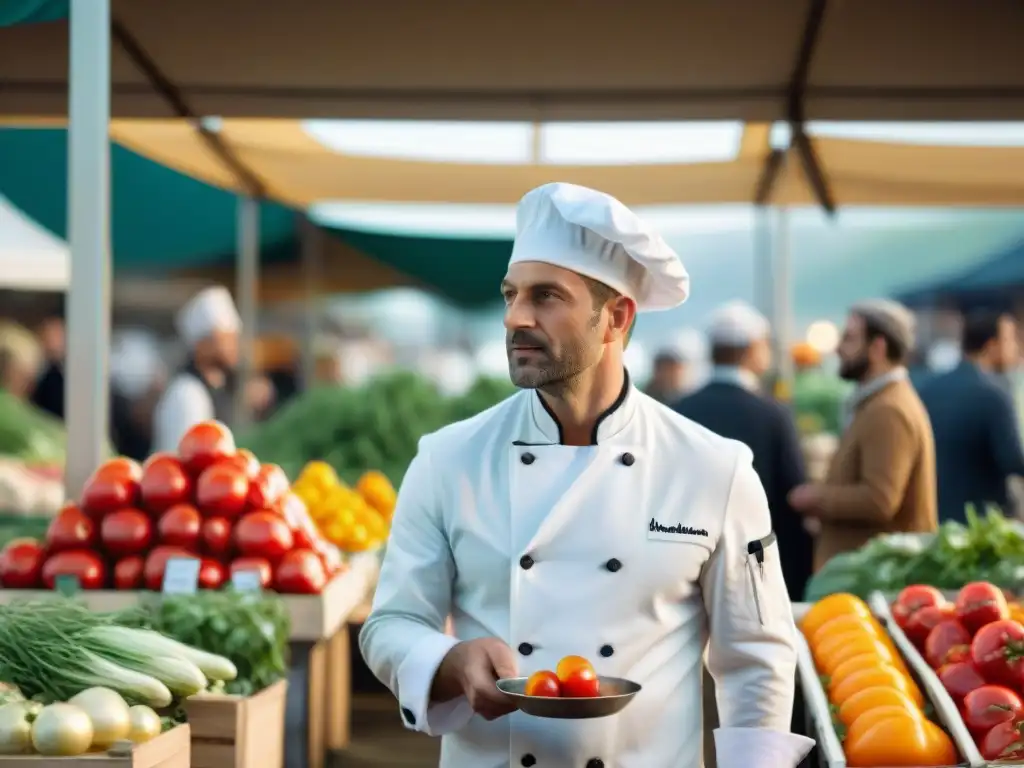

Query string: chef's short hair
[580,275,636,345]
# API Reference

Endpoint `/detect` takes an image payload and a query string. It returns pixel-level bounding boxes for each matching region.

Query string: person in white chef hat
[151,286,242,453]
[361,183,814,768]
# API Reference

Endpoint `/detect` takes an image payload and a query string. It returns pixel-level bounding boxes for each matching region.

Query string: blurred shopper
[152,286,241,452]
[789,300,937,571]
[30,307,65,419]
[917,311,1024,523]
[0,322,44,401]
[110,331,167,461]
[643,347,689,404]
[675,301,812,601]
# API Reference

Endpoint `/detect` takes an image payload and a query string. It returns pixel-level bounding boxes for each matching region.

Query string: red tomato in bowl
[956,581,1009,635]
[196,463,250,518]
[963,685,1023,738]
[140,453,192,513]
[524,671,560,697]
[201,517,232,557]
[249,464,290,509]
[925,619,972,669]
[0,538,44,588]
[100,508,153,557]
[158,504,202,550]
[558,664,600,698]
[198,558,226,590]
[42,550,106,590]
[905,604,955,648]
[45,504,96,553]
[274,549,327,594]
[230,557,273,589]
[971,620,1024,687]
[143,546,195,591]
[235,510,294,562]
[80,458,142,520]
[113,556,145,590]
[178,420,236,476]
[937,660,986,702]
[892,585,946,629]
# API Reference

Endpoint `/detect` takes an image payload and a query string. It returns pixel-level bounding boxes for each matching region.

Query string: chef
[152,286,240,453]
[360,182,814,768]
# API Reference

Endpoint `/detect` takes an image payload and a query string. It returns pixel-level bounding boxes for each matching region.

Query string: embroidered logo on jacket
[649,518,708,537]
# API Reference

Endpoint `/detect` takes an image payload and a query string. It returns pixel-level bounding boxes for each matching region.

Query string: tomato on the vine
[956,581,1009,634]
[971,620,1024,688]
[962,685,1023,738]
[980,717,1024,762]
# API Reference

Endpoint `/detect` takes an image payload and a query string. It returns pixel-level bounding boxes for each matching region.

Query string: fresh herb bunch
[117,590,290,696]
[804,506,1024,602]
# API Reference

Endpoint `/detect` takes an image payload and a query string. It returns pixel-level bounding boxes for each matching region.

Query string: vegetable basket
[0,724,190,767]
[792,601,977,768]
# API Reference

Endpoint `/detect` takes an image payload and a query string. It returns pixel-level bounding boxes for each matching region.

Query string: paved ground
[333,693,441,767]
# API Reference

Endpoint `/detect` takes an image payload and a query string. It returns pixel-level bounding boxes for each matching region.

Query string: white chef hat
[706,301,771,347]
[508,182,690,312]
[175,286,241,347]
[110,330,166,399]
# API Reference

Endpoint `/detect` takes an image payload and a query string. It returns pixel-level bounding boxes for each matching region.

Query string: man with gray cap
[676,301,812,601]
[788,299,937,571]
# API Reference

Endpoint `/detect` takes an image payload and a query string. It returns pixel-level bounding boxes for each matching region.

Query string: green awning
[0,127,297,270]
[0,0,67,27]
[328,227,509,309]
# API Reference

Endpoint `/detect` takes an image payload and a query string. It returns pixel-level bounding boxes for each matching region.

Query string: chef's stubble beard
[507,312,603,393]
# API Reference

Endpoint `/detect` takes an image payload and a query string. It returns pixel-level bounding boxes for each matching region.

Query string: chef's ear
[605,296,636,345]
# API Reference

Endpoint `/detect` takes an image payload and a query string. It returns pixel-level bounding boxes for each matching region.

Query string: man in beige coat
[788,300,938,572]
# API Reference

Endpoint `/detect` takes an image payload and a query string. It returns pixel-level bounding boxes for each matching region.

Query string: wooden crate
[183,681,287,768]
[0,725,190,768]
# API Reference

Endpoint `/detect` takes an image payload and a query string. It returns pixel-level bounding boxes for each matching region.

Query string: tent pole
[772,207,795,399]
[233,197,260,431]
[65,0,112,497]
[299,216,321,390]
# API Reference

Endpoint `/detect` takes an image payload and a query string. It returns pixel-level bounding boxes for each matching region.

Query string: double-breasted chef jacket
[360,376,815,768]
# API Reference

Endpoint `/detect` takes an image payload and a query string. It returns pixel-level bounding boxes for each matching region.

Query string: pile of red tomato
[0,421,345,595]
[524,655,601,699]
[893,582,1024,762]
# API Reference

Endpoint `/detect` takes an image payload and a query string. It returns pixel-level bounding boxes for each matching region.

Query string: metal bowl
[496,676,642,719]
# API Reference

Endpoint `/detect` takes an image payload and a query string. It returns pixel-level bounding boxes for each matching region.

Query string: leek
[84,626,237,682]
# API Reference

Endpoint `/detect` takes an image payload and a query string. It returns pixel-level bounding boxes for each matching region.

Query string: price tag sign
[231,569,263,593]
[55,574,80,596]
[162,557,200,595]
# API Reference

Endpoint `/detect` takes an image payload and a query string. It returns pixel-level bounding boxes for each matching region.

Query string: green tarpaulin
[0,0,67,27]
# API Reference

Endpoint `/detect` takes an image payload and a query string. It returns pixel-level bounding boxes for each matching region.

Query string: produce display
[241,372,517,486]
[805,508,1024,602]
[800,593,957,766]
[894,581,1024,761]
[0,391,72,466]
[524,655,601,699]
[0,459,64,518]
[291,462,394,553]
[0,598,234,755]
[0,420,345,594]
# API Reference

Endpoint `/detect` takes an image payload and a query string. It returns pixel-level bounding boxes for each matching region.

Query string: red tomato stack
[892,582,1024,762]
[0,420,345,595]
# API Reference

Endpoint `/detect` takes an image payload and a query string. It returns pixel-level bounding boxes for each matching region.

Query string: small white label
[231,569,263,593]
[162,557,201,595]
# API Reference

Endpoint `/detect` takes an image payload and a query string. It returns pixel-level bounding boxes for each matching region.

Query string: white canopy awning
[0,195,68,291]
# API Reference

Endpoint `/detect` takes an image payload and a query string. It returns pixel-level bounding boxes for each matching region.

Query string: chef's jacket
[360,378,814,768]
[151,364,231,454]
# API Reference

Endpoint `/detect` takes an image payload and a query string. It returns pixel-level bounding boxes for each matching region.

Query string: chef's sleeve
[151,378,215,454]
[700,447,815,768]
[358,439,473,736]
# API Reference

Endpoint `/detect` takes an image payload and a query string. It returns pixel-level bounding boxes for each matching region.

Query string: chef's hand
[431,638,519,720]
